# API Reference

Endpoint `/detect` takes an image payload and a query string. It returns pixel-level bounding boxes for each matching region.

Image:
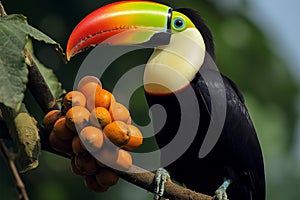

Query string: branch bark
[0,140,29,200]
[0,1,7,16]
[116,165,213,200]
[24,48,60,113]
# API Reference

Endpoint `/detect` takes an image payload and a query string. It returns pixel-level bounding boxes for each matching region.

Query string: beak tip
[66,54,71,62]
[66,44,74,61]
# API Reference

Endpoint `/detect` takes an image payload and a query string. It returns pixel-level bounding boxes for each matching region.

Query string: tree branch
[24,48,60,113]
[116,165,213,200]
[0,1,7,16]
[0,140,29,200]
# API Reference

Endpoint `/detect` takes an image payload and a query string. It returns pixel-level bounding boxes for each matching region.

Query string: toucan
[66,1,266,200]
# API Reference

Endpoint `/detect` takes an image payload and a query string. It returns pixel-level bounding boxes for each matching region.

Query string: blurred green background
[1,0,300,199]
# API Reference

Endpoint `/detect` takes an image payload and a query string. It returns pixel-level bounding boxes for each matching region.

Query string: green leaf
[0,103,41,173]
[0,15,28,111]
[2,14,64,56]
[15,111,40,173]
[0,14,64,111]
[34,56,65,99]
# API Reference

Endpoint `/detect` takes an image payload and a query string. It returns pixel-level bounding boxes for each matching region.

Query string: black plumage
[145,8,265,200]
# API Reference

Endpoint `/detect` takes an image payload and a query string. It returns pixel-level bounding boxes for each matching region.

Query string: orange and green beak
[66,1,173,61]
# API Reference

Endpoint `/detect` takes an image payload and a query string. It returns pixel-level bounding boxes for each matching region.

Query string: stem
[0,1,7,16]
[24,48,59,113]
[0,140,29,200]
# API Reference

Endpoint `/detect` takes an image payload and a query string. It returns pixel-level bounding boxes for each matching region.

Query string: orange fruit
[77,76,102,98]
[79,126,104,152]
[89,107,112,128]
[126,116,132,125]
[75,153,98,175]
[86,89,113,111]
[53,117,75,140]
[78,76,101,88]
[72,135,88,155]
[42,109,62,132]
[65,106,90,132]
[84,175,109,192]
[95,168,119,187]
[109,102,130,123]
[94,138,131,171]
[62,91,86,113]
[110,95,116,107]
[70,156,85,176]
[94,141,119,168]
[115,149,132,171]
[123,125,143,151]
[49,131,72,155]
[103,121,130,147]
[80,82,102,99]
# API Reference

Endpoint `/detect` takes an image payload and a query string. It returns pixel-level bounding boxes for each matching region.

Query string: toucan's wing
[222,75,245,103]
[192,68,265,200]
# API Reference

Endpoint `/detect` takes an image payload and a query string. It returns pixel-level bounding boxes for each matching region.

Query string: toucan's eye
[172,17,186,31]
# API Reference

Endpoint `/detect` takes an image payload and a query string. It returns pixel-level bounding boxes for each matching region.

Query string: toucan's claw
[213,178,232,200]
[154,168,170,200]
[214,188,229,200]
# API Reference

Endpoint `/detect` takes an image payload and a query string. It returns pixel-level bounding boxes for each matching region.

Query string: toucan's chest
[144,91,182,147]
[144,81,210,149]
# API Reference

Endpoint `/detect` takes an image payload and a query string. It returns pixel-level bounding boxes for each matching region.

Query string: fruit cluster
[42,76,143,192]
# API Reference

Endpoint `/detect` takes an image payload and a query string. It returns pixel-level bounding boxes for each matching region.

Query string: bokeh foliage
[1,0,299,200]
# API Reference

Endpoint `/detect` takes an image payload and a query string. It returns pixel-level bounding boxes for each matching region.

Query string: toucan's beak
[66,1,172,60]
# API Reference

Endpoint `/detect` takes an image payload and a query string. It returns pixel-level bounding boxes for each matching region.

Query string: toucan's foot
[213,178,232,200]
[153,168,170,200]
[214,188,229,200]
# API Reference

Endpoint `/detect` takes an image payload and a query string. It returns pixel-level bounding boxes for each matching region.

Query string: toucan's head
[67,1,214,95]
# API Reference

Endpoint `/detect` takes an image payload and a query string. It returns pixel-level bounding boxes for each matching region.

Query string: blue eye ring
[173,17,186,30]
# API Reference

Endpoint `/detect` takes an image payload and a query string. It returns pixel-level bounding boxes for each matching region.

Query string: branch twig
[0,1,7,16]
[0,140,29,200]
[24,48,60,113]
